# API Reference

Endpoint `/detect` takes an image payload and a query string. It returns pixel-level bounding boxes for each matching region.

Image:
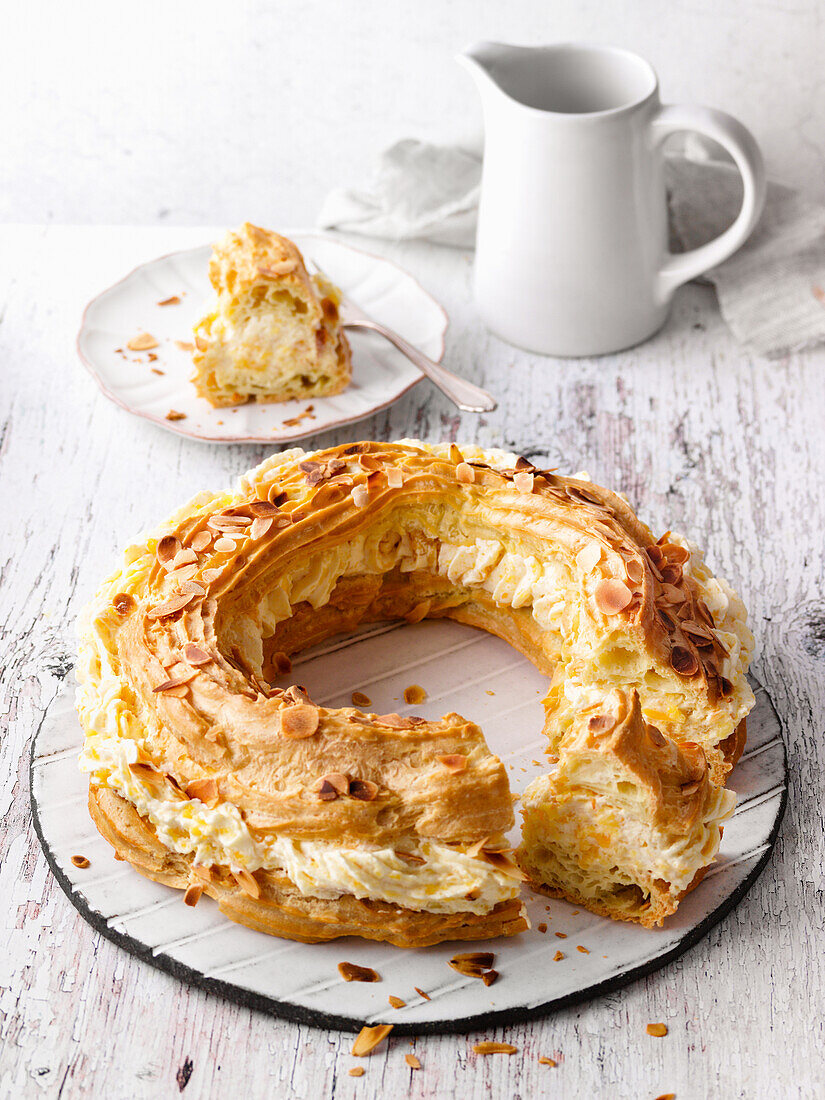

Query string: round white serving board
[76,234,448,443]
[31,620,786,1034]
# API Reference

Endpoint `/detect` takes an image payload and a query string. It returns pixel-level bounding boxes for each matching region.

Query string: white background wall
[3,0,824,226]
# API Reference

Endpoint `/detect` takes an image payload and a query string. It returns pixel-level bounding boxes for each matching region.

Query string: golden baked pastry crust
[192,223,351,407]
[76,440,753,936]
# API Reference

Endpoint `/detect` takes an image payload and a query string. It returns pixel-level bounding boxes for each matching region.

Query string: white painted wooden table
[1,225,822,1098]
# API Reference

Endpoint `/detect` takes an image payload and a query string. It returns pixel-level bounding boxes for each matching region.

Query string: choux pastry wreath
[76,440,753,946]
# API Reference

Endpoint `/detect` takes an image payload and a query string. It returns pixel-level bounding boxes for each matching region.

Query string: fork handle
[345,320,497,413]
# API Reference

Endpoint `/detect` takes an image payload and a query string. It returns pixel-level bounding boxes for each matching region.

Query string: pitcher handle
[651,104,766,302]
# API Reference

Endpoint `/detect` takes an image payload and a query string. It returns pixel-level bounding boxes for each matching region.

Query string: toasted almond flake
[405,1054,421,1070]
[555,931,567,939]
[351,484,370,508]
[348,1067,364,1077]
[647,1023,668,1037]
[166,409,187,421]
[213,537,238,553]
[249,516,274,540]
[156,534,181,565]
[449,443,463,464]
[653,1095,675,1100]
[183,643,211,666]
[351,690,372,707]
[594,577,633,615]
[186,778,219,806]
[158,295,180,306]
[538,1056,558,1066]
[171,547,198,569]
[153,672,196,693]
[183,884,203,907]
[127,332,158,351]
[352,1024,393,1057]
[588,713,616,735]
[190,530,212,552]
[437,753,467,774]
[670,645,699,676]
[388,995,406,1009]
[452,952,495,968]
[175,340,195,352]
[191,864,212,884]
[180,580,205,596]
[553,950,565,961]
[395,850,425,865]
[349,778,379,801]
[315,773,349,801]
[624,557,645,584]
[258,259,297,276]
[147,591,196,620]
[537,923,547,933]
[386,467,404,488]
[472,1042,517,1055]
[513,471,534,494]
[414,987,430,1000]
[112,592,135,615]
[281,703,319,739]
[338,962,381,983]
[403,684,426,705]
[576,945,589,953]
[659,582,686,605]
[576,541,602,573]
[170,564,199,584]
[71,855,90,869]
[233,869,260,899]
[456,462,475,484]
[201,568,221,583]
[482,970,499,987]
[481,850,528,880]
[647,725,667,747]
[194,336,209,352]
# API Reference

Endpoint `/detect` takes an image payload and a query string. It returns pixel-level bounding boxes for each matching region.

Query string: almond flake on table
[166,409,187,421]
[127,332,158,351]
[175,340,194,351]
[405,1054,421,1070]
[472,1042,518,1055]
[538,1056,558,1066]
[351,1025,393,1057]
[157,295,181,306]
[647,1023,668,1037]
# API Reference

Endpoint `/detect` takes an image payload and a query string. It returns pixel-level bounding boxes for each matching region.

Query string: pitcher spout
[456,41,531,104]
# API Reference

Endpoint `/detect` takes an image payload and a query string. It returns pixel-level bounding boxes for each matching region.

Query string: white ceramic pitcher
[459,42,766,357]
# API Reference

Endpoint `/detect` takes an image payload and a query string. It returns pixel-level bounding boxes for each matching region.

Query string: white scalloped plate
[32,620,786,1034]
[76,234,447,443]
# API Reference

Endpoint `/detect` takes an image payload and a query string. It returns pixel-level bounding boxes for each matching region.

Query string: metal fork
[312,262,497,413]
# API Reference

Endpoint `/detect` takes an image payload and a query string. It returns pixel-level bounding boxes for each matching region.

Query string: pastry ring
[77,440,753,943]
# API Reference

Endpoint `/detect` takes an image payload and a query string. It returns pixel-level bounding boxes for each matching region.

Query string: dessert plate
[31,620,786,1035]
[76,235,447,443]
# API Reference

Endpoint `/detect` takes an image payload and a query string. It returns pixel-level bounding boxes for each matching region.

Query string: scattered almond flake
[653,1094,675,1100]
[351,484,370,508]
[482,970,499,987]
[437,753,467,774]
[538,1056,558,1066]
[403,684,426,705]
[192,865,212,888]
[647,1023,668,1037]
[374,713,422,729]
[151,368,165,375]
[170,564,199,584]
[394,850,425,866]
[472,1042,517,1056]
[250,516,274,540]
[112,592,136,615]
[153,671,197,693]
[348,1067,364,1077]
[186,777,219,806]
[555,931,567,939]
[71,855,90,869]
[553,951,565,961]
[233,869,260,899]
[576,541,602,573]
[386,468,404,488]
[281,703,319,739]
[588,713,617,734]
[166,409,187,421]
[351,1024,393,1058]
[180,580,205,596]
[194,336,209,352]
[594,577,633,615]
[576,945,589,954]
[624,557,645,584]
[485,689,495,696]
[513,471,534,494]
[157,295,180,306]
[449,443,463,464]
[189,530,212,552]
[481,850,527,880]
[183,883,203,907]
[671,645,699,676]
[414,987,430,1000]
[175,340,195,352]
[456,462,475,484]
[213,536,238,553]
[146,591,197,619]
[351,690,372,707]
[171,547,198,569]
[388,996,406,1009]
[349,778,379,802]
[156,534,181,565]
[201,568,221,583]
[405,1054,421,1070]
[537,923,547,934]
[571,909,579,915]
[127,332,158,351]
[258,258,297,276]
[338,962,381,983]
[452,951,495,968]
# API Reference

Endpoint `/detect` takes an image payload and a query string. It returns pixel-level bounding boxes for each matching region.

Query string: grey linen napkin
[318,139,825,358]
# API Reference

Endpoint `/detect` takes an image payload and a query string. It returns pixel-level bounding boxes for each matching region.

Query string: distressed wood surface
[1,225,822,1098]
